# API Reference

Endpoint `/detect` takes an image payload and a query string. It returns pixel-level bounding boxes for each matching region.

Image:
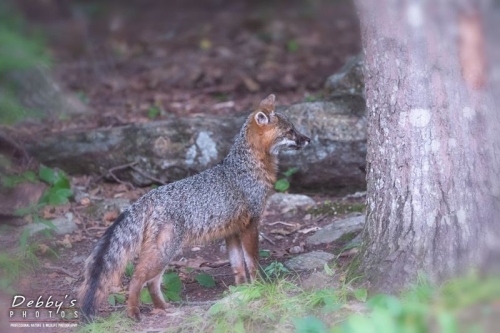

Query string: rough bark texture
[23,101,367,191]
[354,0,500,291]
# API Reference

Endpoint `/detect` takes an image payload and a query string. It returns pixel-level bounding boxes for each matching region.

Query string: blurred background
[0,0,360,127]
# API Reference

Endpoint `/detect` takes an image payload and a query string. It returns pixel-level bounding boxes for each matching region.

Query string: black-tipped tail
[79,211,135,319]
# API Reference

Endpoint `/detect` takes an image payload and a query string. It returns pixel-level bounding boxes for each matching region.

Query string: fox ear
[254,111,269,126]
[259,94,275,111]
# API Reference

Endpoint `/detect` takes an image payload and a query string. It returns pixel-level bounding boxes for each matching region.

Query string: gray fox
[78,94,310,321]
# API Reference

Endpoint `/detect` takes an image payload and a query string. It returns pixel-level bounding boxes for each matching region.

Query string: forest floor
[20,0,360,133]
[1,0,365,332]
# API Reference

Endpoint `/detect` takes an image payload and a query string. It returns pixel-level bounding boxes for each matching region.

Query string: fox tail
[78,210,143,319]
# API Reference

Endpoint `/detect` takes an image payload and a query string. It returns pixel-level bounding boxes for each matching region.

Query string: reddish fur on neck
[246,110,278,186]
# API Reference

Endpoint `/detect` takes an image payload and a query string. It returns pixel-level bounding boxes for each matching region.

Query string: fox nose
[301,135,311,146]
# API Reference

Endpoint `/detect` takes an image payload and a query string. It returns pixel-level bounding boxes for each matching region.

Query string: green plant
[307,201,365,217]
[124,262,134,277]
[293,315,328,333]
[107,293,126,306]
[274,167,299,192]
[195,272,216,288]
[76,91,89,105]
[263,261,290,279]
[259,249,271,258]
[77,312,134,333]
[304,93,324,102]
[147,105,161,119]
[162,271,182,301]
[8,166,73,249]
[287,40,300,53]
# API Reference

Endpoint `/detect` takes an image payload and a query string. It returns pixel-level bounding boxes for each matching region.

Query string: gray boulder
[306,214,365,246]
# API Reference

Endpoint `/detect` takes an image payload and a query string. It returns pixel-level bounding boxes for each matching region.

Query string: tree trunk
[352,0,500,292]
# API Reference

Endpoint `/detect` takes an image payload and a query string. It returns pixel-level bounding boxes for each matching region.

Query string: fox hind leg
[127,248,166,321]
[127,226,179,321]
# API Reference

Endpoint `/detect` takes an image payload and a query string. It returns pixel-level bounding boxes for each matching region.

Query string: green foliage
[293,316,327,333]
[7,166,72,249]
[140,289,153,304]
[0,244,42,293]
[274,179,290,192]
[124,262,134,277]
[306,288,341,312]
[38,165,73,205]
[162,272,182,301]
[195,273,216,288]
[287,40,300,53]
[304,93,324,102]
[147,105,161,119]
[77,312,134,333]
[353,288,368,302]
[274,167,299,192]
[312,273,500,333]
[259,249,271,258]
[263,261,290,279]
[0,3,51,125]
[107,293,126,306]
[75,91,89,104]
[2,170,37,188]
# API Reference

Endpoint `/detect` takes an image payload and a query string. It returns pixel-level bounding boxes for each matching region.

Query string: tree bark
[21,101,367,192]
[352,0,500,291]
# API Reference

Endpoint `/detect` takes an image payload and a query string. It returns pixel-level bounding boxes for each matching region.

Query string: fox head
[247,94,310,155]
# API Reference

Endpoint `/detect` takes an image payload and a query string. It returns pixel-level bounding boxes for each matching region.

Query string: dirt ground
[2,179,365,332]
[2,0,363,331]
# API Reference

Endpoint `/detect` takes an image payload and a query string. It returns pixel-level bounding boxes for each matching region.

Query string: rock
[301,271,340,290]
[25,212,78,237]
[284,251,335,271]
[306,215,365,246]
[86,198,131,220]
[70,255,87,264]
[324,54,365,118]
[288,245,304,254]
[325,54,364,98]
[266,193,315,213]
[0,183,48,225]
[347,233,363,247]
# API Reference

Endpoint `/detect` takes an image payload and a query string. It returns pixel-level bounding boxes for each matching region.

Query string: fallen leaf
[80,197,91,206]
[241,76,260,92]
[170,257,208,269]
[104,210,119,222]
[38,244,49,254]
[151,308,167,315]
[269,222,301,236]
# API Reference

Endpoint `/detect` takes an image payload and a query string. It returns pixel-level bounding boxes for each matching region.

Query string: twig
[259,232,275,245]
[85,226,108,231]
[312,214,328,224]
[106,161,138,188]
[130,165,167,185]
[45,265,78,279]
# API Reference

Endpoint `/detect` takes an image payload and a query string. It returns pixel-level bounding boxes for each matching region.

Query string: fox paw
[126,306,141,322]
